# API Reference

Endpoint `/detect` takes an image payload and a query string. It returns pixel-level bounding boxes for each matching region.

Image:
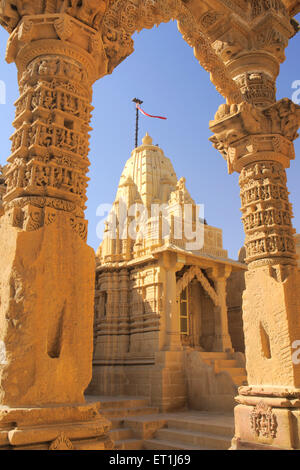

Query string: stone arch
[0,0,299,449]
[101,0,242,103]
[176,265,219,306]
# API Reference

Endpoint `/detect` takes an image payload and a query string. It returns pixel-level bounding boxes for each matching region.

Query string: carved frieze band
[240,161,295,264]
[2,49,93,232]
[210,99,299,266]
[7,200,88,241]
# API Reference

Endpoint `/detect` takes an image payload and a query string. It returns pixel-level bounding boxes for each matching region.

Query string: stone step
[87,396,150,410]
[123,416,167,440]
[110,428,133,441]
[219,367,246,376]
[166,418,234,437]
[200,352,230,360]
[115,439,144,450]
[155,428,231,450]
[215,359,239,368]
[143,439,205,450]
[103,407,159,418]
[203,359,239,368]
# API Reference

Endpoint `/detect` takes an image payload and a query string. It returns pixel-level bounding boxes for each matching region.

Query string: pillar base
[231,437,284,450]
[0,209,95,406]
[232,388,300,450]
[0,401,113,450]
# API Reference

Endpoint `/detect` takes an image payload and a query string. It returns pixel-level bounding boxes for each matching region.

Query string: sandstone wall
[184,350,238,412]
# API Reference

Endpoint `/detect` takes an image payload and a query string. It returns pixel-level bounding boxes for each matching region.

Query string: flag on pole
[136,103,167,120]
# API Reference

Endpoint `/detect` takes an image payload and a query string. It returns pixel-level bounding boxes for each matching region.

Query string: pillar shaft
[210,94,300,448]
[213,276,233,353]
[208,4,299,447]
[0,9,112,450]
[158,252,183,352]
[0,13,103,408]
[164,268,182,351]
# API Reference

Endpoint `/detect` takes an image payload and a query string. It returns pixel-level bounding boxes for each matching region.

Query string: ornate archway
[0,0,300,451]
[176,265,219,306]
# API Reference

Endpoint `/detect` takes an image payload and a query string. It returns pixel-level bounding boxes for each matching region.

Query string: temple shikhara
[0,0,300,451]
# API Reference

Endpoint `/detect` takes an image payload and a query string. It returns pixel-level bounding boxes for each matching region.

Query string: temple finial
[142,132,153,146]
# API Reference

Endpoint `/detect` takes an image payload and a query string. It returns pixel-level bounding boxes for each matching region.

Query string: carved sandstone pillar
[158,251,183,352]
[149,251,186,412]
[0,9,112,450]
[210,98,300,449]
[209,265,233,353]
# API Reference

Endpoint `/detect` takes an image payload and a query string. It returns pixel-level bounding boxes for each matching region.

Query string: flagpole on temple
[132,98,143,148]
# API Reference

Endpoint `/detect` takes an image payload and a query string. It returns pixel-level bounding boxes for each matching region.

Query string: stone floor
[86,396,234,450]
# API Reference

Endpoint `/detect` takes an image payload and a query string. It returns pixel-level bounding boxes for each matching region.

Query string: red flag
[136,104,167,120]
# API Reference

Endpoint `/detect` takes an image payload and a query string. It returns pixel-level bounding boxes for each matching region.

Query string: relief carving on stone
[100,0,243,103]
[1,37,93,240]
[210,98,300,173]
[239,161,295,263]
[49,432,74,450]
[1,0,296,107]
[250,401,278,440]
[0,0,108,32]
[210,99,300,265]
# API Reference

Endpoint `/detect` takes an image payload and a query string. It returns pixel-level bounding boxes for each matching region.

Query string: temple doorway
[179,280,215,351]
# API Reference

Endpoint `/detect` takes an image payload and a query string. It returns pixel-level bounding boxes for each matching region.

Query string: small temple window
[180,287,189,335]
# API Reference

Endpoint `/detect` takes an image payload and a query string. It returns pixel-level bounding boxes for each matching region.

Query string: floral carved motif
[54,16,74,41]
[49,432,74,450]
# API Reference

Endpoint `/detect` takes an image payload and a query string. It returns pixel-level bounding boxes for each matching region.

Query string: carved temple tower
[89,133,247,412]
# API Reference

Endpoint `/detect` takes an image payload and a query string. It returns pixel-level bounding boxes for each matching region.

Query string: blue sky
[0,17,299,260]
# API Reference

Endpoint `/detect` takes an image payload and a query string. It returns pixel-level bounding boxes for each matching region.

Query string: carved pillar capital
[157,251,185,272]
[205,0,296,107]
[0,1,108,33]
[210,99,300,174]
[207,264,232,282]
[4,13,108,84]
[210,99,300,266]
